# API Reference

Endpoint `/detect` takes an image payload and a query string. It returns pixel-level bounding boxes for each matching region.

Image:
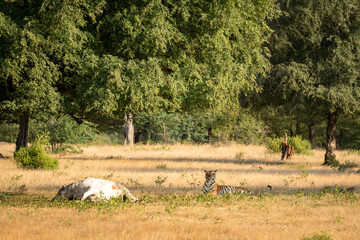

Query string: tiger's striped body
[202,170,250,195]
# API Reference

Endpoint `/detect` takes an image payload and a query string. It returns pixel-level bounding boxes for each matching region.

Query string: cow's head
[51,185,67,201]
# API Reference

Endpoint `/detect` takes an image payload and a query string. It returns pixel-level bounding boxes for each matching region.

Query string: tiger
[202,170,251,195]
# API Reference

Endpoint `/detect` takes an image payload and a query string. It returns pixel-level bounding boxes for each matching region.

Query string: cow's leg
[84,194,97,202]
[81,189,98,201]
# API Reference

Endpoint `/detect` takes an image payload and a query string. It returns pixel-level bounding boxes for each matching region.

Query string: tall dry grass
[1,143,359,194]
[1,143,360,240]
[1,199,359,240]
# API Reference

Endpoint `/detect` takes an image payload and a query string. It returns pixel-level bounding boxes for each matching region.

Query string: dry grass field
[1,142,360,240]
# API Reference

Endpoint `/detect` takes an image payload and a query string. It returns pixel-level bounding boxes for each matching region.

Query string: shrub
[337,161,357,172]
[51,145,83,154]
[301,233,332,240]
[325,155,340,167]
[266,135,311,154]
[266,137,282,153]
[15,142,59,170]
[288,136,312,154]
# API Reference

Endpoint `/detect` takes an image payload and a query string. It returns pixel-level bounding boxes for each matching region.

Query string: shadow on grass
[89,165,357,176]
[59,156,288,165]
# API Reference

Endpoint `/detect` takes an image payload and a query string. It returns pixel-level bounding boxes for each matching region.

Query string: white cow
[52,177,138,202]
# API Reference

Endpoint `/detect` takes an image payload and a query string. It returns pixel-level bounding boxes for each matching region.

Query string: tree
[259,0,360,164]
[59,0,281,140]
[0,0,60,151]
[0,0,101,151]
[1,0,280,150]
[123,113,134,145]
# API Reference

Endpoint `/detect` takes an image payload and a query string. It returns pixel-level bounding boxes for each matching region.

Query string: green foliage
[134,111,209,144]
[51,145,83,154]
[337,161,357,172]
[325,155,340,168]
[85,0,281,116]
[301,233,332,240]
[247,0,360,163]
[133,110,267,144]
[90,131,124,145]
[31,116,97,150]
[219,110,267,145]
[154,176,168,188]
[347,149,360,156]
[1,0,282,152]
[155,163,167,170]
[337,117,360,150]
[127,178,145,190]
[0,123,18,143]
[8,174,24,192]
[322,185,356,198]
[266,0,360,116]
[14,137,59,170]
[266,135,311,154]
[0,0,62,115]
[266,137,282,153]
[288,136,312,154]
[46,117,96,145]
[1,191,358,215]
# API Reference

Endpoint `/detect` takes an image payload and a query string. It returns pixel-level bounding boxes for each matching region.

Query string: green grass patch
[1,190,358,214]
[301,232,332,240]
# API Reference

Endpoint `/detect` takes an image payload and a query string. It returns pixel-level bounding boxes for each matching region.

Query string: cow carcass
[52,177,138,202]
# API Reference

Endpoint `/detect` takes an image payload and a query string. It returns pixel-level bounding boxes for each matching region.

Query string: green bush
[337,161,357,172]
[325,154,339,167]
[288,136,312,154]
[266,137,282,153]
[301,233,332,240]
[266,135,311,154]
[15,143,59,170]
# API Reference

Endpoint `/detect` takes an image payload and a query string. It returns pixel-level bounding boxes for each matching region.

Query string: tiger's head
[204,169,217,182]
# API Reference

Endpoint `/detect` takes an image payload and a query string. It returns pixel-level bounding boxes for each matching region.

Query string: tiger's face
[204,170,217,182]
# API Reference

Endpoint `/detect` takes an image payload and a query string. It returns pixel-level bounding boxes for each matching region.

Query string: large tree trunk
[295,122,301,135]
[15,112,29,152]
[324,112,337,165]
[207,127,213,143]
[308,122,315,148]
[123,113,134,146]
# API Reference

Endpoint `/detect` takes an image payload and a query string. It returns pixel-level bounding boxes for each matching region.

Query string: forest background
[1,0,359,164]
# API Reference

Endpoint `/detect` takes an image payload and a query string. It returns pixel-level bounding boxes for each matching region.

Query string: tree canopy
[256,0,360,163]
[67,0,280,118]
[0,0,280,150]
